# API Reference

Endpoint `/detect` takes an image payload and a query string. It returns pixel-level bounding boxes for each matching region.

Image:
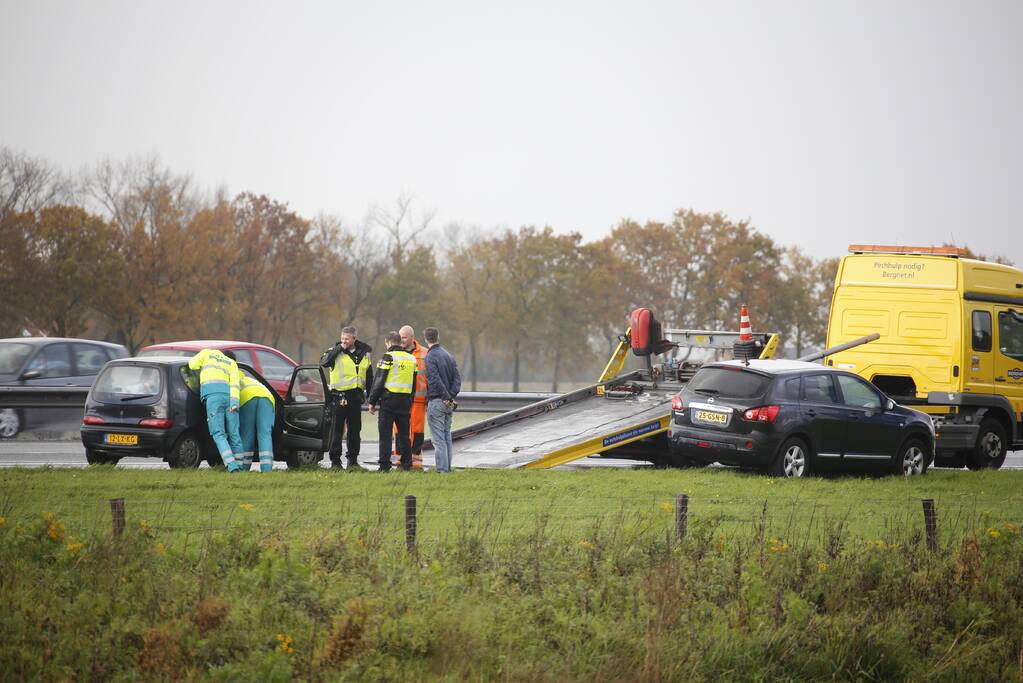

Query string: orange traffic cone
[738,304,753,343]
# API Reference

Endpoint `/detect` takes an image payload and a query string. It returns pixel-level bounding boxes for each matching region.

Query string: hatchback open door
[279,365,333,467]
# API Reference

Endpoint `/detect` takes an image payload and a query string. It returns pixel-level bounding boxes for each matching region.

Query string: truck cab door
[994,308,1023,432]
[964,306,994,395]
[279,365,333,453]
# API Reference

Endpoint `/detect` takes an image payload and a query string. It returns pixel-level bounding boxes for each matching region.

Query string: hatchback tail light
[139,418,174,429]
[83,415,105,426]
[742,405,780,423]
[671,394,684,411]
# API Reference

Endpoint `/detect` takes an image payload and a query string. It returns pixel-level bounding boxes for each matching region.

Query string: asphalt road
[0,440,654,470]
[1,440,1022,471]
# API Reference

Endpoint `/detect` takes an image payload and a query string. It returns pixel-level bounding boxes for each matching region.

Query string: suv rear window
[687,367,771,399]
[93,365,163,402]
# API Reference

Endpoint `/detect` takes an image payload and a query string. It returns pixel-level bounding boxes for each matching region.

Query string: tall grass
[1,468,1022,680]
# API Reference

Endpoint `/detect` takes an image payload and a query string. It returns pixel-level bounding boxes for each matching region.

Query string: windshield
[92,365,163,402]
[0,342,33,374]
[687,367,771,399]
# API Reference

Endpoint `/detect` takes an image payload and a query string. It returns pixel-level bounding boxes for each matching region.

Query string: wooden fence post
[110,498,125,538]
[675,494,689,540]
[405,495,417,554]
[922,498,938,552]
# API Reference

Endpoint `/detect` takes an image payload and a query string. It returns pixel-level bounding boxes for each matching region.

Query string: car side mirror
[19,370,41,381]
[885,399,896,411]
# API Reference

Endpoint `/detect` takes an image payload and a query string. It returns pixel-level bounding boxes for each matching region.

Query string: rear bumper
[80,426,178,458]
[668,425,780,467]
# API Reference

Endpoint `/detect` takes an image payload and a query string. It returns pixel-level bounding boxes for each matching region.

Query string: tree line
[3,145,962,391]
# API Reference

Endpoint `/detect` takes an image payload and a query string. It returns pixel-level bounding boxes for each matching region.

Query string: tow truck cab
[824,245,1023,469]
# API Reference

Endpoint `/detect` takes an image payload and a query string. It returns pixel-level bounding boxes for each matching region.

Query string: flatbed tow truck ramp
[437,311,780,469]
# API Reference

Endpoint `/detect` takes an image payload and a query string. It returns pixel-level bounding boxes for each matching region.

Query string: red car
[137,340,298,395]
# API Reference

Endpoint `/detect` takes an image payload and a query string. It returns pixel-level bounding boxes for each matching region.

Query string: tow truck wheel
[966,419,1007,470]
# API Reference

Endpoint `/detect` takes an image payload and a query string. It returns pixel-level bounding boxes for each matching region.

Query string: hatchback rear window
[687,367,771,398]
[93,365,163,402]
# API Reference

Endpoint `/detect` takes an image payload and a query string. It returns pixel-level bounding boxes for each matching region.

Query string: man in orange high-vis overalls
[393,325,428,470]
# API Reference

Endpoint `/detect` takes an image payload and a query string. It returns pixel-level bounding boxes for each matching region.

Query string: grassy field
[2,468,1022,680]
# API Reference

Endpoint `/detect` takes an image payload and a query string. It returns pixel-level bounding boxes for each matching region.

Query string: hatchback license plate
[695,410,728,425]
[104,433,139,446]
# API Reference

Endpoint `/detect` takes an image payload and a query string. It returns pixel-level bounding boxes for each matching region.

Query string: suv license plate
[104,433,139,446]
[695,410,728,425]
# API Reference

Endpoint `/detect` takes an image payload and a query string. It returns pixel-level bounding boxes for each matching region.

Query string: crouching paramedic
[367,331,417,471]
[188,348,244,472]
[238,372,276,472]
[320,325,373,470]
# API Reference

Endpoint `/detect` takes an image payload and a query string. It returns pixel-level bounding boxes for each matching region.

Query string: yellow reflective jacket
[188,348,241,406]
[239,373,276,408]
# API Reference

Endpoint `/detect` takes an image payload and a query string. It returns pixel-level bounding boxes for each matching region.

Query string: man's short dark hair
[222,349,237,361]
[341,325,357,337]
[385,331,401,347]
[424,327,439,344]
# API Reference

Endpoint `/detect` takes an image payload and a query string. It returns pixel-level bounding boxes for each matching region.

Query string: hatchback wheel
[894,439,928,476]
[770,437,810,478]
[168,432,203,469]
[0,409,21,438]
[284,450,321,469]
[966,419,1007,470]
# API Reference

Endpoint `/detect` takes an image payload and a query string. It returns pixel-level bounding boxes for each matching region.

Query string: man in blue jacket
[424,326,461,473]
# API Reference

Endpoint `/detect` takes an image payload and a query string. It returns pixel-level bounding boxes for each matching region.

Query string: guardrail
[0,386,555,413]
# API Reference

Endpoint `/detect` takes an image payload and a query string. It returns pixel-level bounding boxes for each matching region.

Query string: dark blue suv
[667,360,935,477]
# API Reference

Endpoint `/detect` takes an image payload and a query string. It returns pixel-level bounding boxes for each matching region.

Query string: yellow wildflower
[989,529,1002,540]
[47,521,66,542]
[67,542,84,555]
[658,501,673,513]
[817,562,829,572]
[155,543,167,556]
[42,511,56,523]
[138,519,153,535]
[767,537,790,554]
[578,539,596,550]
[1002,523,1020,536]
[0,515,7,526]
[276,633,294,654]
[239,503,255,512]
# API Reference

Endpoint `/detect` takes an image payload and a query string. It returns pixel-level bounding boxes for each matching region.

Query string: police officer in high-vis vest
[367,330,417,471]
[320,325,373,470]
[237,370,276,472]
[187,348,244,472]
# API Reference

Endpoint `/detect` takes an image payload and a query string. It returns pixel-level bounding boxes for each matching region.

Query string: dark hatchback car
[0,337,129,438]
[667,360,935,477]
[80,357,333,468]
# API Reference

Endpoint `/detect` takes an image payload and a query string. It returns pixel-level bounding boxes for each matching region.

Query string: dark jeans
[378,407,411,471]
[328,392,362,465]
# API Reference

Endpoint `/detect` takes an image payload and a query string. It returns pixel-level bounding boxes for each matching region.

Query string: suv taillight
[83,415,105,426]
[671,394,684,411]
[139,418,174,428]
[742,405,780,423]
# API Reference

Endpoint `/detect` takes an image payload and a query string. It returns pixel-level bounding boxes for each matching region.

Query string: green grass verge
[1,468,1022,680]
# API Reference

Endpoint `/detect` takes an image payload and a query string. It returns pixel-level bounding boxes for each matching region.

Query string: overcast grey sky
[2,1,1020,262]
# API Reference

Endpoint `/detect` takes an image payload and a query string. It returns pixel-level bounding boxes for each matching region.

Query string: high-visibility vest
[382,350,416,394]
[239,374,276,408]
[188,349,240,405]
[410,341,428,402]
[330,351,370,391]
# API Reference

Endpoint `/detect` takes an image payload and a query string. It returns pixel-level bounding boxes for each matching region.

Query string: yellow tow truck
[824,244,1023,469]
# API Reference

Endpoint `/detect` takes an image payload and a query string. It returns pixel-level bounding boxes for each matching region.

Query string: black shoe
[347,462,366,472]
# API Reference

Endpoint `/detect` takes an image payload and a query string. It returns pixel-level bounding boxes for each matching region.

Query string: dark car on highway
[80,356,333,468]
[0,337,129,438]
[668,360,935,477]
